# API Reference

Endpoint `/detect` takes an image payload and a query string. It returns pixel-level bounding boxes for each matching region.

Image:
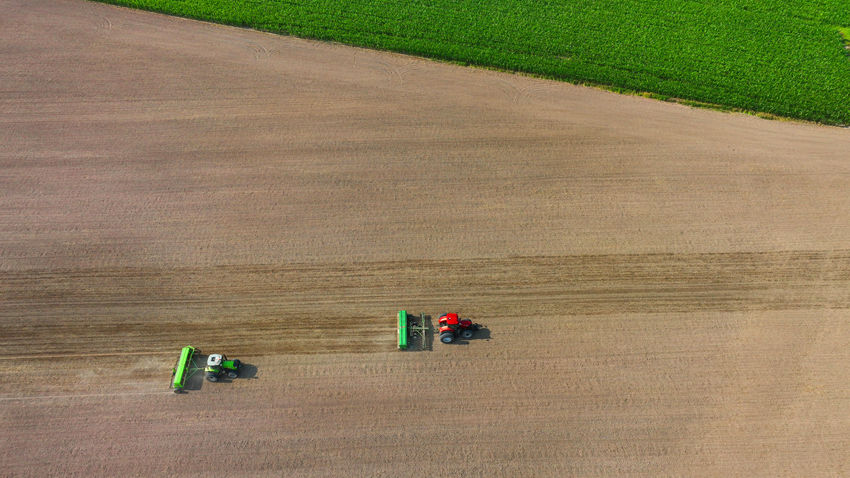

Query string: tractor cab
[207,354,224,368]
[441,313,460,330]
[204,353,241,382]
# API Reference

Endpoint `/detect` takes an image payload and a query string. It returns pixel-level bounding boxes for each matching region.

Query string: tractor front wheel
[227,371,238,379]
[439,332,455,344]
[460,329,475,339]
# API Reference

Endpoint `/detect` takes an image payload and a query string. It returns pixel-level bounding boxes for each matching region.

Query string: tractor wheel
[439,332,455,344]
[227,371,238,379]
[206,374,218,382]
[460,329,475,340]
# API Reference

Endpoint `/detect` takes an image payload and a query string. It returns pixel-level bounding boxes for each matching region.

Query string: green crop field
[95,0,850,125]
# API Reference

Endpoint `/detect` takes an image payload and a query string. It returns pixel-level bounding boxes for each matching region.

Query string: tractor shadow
[205,363,258,384]
[436,325,491,346]
[238,363,259,380]
[474,326,491,341]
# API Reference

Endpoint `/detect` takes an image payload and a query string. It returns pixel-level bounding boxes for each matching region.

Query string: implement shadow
[179,353,207,392]
[422,314,434,351]
[401,313,433,351]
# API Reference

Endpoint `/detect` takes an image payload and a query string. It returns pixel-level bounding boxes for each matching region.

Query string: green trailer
[171,345,202,393]
[398,310,428,351]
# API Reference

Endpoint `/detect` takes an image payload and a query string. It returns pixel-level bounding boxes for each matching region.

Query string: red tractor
[437,313,481,344]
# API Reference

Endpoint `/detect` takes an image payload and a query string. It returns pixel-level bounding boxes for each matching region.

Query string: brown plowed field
[2,0,850,476]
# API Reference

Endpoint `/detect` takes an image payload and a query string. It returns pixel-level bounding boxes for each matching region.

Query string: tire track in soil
[2,249,849,358]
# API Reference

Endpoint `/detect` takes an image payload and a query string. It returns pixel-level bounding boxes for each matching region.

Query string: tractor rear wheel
[460,329,475,339]
[439,332,455,344]
[206,374,218,382]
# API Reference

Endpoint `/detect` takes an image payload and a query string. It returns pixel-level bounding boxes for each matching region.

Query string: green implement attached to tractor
[171,346,200,393]
[397,310,428,350]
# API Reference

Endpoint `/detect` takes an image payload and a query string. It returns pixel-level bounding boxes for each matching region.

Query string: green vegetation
[839,26,850,46]
[96,0,850,124]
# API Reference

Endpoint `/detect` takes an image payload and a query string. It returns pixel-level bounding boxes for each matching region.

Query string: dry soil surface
[2,0,850,476]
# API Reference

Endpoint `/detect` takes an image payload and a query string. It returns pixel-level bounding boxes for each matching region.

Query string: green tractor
[204,353,242,382]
